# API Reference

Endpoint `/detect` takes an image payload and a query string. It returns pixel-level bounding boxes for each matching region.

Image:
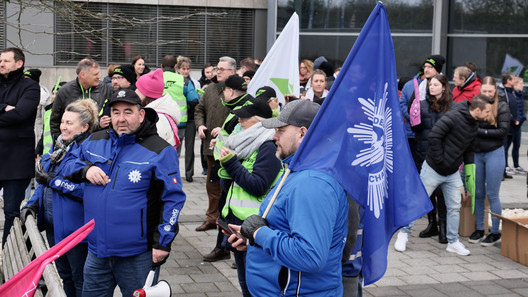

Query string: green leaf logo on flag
[270,78,294,96]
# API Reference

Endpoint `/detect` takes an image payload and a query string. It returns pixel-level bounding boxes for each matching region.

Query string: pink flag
[0,219,94,297]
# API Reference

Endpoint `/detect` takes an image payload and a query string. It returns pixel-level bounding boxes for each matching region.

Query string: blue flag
[289,2,432,285]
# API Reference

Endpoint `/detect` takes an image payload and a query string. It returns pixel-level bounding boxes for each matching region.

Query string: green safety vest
[42,108,53,154]
[162,72,187,123]
[219,149,284,220]
[213,95,252,160]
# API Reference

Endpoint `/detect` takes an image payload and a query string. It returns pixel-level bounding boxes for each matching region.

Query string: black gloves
[241,215,268,247]
[20,205,38,225]
[35,161,55,186]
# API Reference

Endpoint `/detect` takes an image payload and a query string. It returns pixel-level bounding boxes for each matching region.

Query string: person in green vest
[217,99,282,297]
[36,81,67,157]
[202,74,254,263]
[160,54,199,182]
[211,75,254,161]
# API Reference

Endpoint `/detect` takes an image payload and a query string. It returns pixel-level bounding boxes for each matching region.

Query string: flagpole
[262,168,291,219]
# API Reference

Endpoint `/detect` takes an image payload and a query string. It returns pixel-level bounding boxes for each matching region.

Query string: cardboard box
[491,213,528,266]
[458,192,490,237]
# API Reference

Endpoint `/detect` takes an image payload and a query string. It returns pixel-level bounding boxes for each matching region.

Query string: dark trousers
[505,125,522,168]
[184,120,196,179]
[46,226,88,297]
[206,156,222,224]
[0,178,31,246]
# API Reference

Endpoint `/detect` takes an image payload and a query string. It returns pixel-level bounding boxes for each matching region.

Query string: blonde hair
[300,59,314,75]
[64,99,99,133]
[177,56,191,69]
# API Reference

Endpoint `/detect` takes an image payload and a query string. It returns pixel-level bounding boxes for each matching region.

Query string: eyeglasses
[112,76,125,81]
[216,67,233,73]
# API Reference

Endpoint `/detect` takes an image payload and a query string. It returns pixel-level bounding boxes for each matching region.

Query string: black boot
[419,212,438,238]
[438,219,447,244]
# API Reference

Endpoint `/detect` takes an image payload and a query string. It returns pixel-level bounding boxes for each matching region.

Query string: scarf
[49,135,76,164]
[224,122,274,160]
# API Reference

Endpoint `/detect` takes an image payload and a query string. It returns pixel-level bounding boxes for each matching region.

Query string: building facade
[0,0,526,87]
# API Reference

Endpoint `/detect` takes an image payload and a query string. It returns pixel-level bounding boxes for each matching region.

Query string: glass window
[299,35,431,78]
[55,2,254,67]
[158,6,205,66]
[107,4,157,66]
[449,0,528,34]
[205,8,255,66]
[447,37,528,78]
[278,0,433,33]
[55,2,106,64]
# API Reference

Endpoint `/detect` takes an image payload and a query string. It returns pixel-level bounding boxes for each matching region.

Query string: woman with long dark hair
[395,74,452,251]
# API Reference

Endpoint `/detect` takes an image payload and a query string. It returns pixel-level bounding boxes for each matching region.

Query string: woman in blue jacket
[217,99,282,297]
[21,99,99,297]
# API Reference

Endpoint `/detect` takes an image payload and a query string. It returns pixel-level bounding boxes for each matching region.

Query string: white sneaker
[394,231,408,252]
[505,166,515,175]
[446,240,470,256]
[514,166,527,175]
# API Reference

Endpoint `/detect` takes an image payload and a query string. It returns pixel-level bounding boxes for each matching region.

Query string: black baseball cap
[262,100,320,129]
[109,89,142,106]
[255,86,276,101]
[224,75,247,91]
[233,99,272,119]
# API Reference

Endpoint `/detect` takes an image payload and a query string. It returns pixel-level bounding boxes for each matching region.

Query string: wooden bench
[1,215,66,297]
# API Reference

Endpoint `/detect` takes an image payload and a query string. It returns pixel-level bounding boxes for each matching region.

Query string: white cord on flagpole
[262,168,291,219]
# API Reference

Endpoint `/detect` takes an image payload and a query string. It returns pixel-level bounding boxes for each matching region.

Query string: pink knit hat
[136,68,165,98]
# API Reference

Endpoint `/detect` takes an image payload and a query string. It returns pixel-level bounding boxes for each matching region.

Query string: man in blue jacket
[227,100,349,296]
[61,89,186,297]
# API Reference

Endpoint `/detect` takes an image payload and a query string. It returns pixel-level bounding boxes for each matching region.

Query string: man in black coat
[50,58,112,139]
[421,95,494,257]
[0,47,40,246]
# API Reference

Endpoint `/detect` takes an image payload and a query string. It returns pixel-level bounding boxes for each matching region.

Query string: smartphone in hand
[216,218,234,235]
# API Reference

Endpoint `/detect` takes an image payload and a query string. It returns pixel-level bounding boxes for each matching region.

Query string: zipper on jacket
[112,166,120,189]
[140,208,144,237]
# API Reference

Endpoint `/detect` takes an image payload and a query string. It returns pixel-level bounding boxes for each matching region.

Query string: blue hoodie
[245,155,348,296]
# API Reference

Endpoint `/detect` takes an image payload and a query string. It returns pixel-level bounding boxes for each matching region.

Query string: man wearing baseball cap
[61,89,186,296]
[226,100,350,296]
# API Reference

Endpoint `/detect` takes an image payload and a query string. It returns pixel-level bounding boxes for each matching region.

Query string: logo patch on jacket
[128,169,142,183]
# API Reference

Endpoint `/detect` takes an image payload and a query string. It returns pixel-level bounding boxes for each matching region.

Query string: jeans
[505,125,521,167]
[226,214,251,296]
[82,250,154,297]
[46,226,88,297]
[420,161,463,243]
[475,147,504,234]
[0,178,31,246]
[233,250,251,297]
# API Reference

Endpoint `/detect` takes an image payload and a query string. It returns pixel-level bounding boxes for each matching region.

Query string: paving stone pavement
[2,134,528,296]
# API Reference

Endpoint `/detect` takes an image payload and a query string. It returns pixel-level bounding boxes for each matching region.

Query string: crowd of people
[0,46,525,297]
[396,55,526,257]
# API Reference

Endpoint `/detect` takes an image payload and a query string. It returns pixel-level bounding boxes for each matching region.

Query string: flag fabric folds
[0,219,95,297]
[288,2,432,285]
[501,53,524,77]
[247,13,300,105]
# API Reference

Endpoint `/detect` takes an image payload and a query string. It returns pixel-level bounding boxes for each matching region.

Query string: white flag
[501,54,524,77]
[248,13,299,106]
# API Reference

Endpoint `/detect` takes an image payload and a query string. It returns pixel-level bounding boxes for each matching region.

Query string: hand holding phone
[216,218,234,235]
